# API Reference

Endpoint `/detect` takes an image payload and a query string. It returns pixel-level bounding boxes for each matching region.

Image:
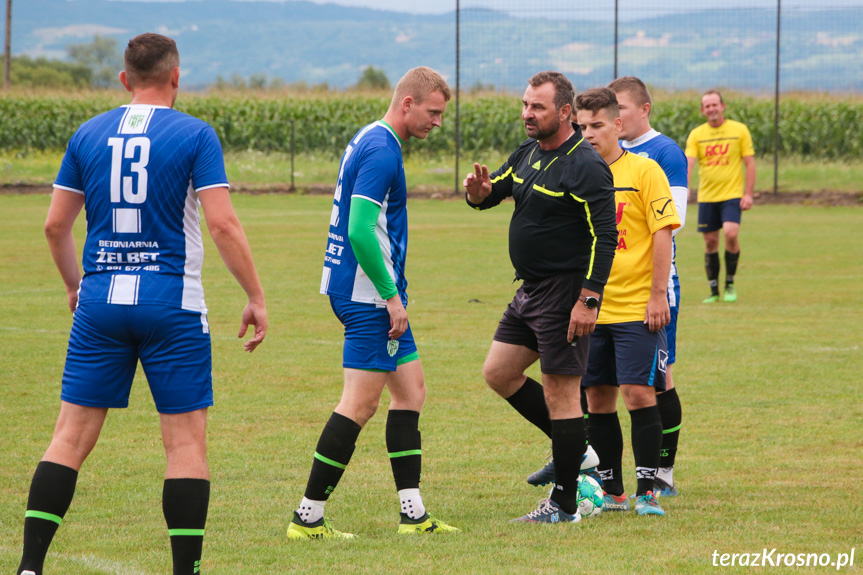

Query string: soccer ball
[577,474,604,518]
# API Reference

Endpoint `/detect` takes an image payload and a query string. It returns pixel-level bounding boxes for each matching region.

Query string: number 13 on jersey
[108,137,150,204]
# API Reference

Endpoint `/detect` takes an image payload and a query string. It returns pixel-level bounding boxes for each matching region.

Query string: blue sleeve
[351,144,399,205]
[657,143,688,189]
[54,132,84,193]
[191,125,229,191]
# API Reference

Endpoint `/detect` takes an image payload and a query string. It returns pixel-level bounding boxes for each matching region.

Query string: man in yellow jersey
[686,90,756,303]
[575,87,680,517]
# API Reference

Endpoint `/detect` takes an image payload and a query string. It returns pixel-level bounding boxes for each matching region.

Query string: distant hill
[9,0,863,91]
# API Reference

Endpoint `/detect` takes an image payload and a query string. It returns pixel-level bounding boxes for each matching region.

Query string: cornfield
[2,91,862,159]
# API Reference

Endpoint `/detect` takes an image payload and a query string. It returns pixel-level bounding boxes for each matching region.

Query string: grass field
[4,150,863,195]
[1,194,861,574]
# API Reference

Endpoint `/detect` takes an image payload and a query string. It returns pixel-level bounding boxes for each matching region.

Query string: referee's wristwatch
[579,294,599,310]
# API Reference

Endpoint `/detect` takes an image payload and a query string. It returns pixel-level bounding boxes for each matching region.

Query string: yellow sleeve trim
[490,166,513,184]
[569,193,597,280]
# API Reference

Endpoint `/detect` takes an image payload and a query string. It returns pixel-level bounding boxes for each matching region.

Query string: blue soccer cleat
[509,498,581,524]
[634,491,666,516]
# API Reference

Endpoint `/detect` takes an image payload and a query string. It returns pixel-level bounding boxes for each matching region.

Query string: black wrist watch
[579,294,599,310]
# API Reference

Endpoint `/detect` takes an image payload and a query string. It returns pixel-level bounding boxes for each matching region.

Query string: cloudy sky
[109,0,863,17]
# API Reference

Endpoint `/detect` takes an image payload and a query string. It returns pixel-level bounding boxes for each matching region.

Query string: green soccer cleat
[398,512,460,534]
[703,294,720,304]
[724,285,737,302]
[634,491,666,516]
[286,512,355,540]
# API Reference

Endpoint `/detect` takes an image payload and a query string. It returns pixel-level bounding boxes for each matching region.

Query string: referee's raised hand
[464,163,492,203]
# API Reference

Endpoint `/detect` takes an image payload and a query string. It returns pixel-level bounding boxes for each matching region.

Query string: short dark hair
[124,33,179,88]
[528,71,574,112]
[608,75,652,107]
[703,89,724,104]
[575,87,619,119]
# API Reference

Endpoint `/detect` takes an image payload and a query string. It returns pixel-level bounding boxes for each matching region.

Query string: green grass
[4,150,863,194]
[1,195,862,574]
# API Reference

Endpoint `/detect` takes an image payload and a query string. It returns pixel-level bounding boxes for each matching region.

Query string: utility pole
[4,0,11,90]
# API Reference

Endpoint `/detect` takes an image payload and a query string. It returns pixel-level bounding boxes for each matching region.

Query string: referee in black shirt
[464,71,617,524]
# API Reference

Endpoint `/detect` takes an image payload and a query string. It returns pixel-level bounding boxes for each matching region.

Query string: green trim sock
[630,405,663,496]
[549,418,586,515]
[725,250,740,287]
[386,410,422,491]
[163,478,210,575]
[303,412,362,502]
[705,252,720,296]
[657,387,682,470]
[504,377,552,438]
[18,461,78,575]
[587,411,624,496]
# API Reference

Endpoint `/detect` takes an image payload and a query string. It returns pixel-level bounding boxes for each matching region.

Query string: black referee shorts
[493,272,589,376]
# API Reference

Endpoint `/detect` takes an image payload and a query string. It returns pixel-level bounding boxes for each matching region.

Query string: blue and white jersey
[55,105,229,312]
[622,129,688,232]
[320,121,408,307]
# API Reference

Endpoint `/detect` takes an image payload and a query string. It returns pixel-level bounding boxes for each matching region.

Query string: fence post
[613,0,618,80]
[290,118,296,192]
[455,0,461,195]
[773,0,781,195]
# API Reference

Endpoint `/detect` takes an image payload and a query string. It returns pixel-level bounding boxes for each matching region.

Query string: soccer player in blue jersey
[609,76,686,496]
[286,67,458,540]
[16,33,267,575]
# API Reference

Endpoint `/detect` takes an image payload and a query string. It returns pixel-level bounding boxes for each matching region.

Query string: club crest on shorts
[658,349,669,373]
[387,339,399,357]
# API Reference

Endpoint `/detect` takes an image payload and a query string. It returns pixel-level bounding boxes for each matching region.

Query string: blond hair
[608,76,652,107]
[390,66,451,108]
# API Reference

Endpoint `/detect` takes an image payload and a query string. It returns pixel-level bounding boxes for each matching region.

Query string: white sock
[656,466,675,486]
[398,488,426,520]
[297,497,326,524]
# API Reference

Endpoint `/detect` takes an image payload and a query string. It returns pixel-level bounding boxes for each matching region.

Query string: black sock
[630,405,663,496]
[18,461,78,575]
[549,418,586,515]
[386,410,422,491]
[580,387,589,420]
[163,478,210,575]
[657,387,682,469]
[587,411,624,496]
[705,252,720,295]
[504,377,551,438]
[304,412,362,501]
[725,250,740,287]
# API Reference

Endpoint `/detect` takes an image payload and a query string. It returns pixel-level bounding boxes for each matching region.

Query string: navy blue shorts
[697,198,742,233]
[330,296,419,372]
[62,303,213,414]
[582,321,667,391]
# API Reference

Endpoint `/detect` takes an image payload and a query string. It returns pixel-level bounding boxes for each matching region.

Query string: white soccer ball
[577,474,604,518]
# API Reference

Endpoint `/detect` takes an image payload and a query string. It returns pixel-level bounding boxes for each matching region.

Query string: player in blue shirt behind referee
[16,33,267,575]
[286,67,458,540]
[609,76,686,497]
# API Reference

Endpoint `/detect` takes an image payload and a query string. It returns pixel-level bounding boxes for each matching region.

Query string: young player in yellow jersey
[575,87,680,517]
[686,90,756,303]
